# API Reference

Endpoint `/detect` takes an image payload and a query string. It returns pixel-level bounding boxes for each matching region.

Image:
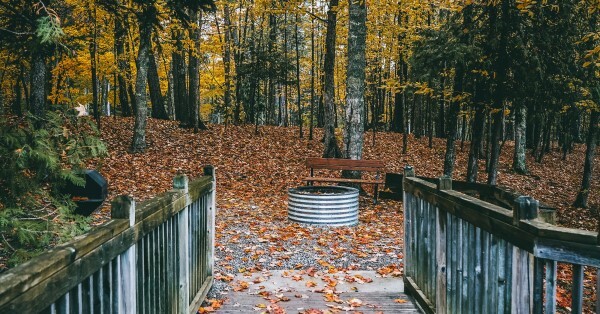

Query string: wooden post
[438,175,452,191]
[111,195,135,226]
[204,166,216,276]
[513,196,538,226]
[436,177,449,313]
[572,264,584,313]
[403,165,414,294]
[533,258,544,314]
[111,195,137,314]
[401,165,414,213]
[404,165,415,178]
[174,175,190,314]
[511,196,537,313]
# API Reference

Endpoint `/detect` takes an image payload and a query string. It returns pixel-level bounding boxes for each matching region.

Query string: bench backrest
[306,158,385,172]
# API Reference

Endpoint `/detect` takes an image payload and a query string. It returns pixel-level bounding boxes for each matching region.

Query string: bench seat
[303,177,385,185]
[303,157,386,203]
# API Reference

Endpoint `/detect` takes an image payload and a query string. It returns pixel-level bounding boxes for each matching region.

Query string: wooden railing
[402,166,600,314]
[0,166,216,314]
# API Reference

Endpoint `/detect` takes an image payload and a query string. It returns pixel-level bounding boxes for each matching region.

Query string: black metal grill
[63,170,108,215]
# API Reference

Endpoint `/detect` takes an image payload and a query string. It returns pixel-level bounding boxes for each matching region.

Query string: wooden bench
[303,157,386,203]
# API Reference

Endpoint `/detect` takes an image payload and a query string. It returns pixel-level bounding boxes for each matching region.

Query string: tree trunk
[267,11,277,125]
[309,3,316,140]
[443,94,460,177]
[486,0,510,185]
[322,0,342,158]
[467,106,485,182]
[573,110,599,208]
[513,103,528,174]
[282,11,289,127]
[101,77,109,115]
[167,59,175,119]
[148,50,168,120]
[115,16,132,117]
[487,110,503,184]
[343,0,366,162]
[295,13,303,138]
[30,49,46,119]
[13,81,22,116]
[89,5,100,129]
[438,64,446,138]
[172,31,188,125]
[130,19,152,153]
[222,4,233,124]
[188,9,207,131]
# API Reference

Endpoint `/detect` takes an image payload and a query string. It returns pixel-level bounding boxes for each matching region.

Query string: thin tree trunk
[322,0,342,158]
[487,0,510,185]
[222,4,233,124]
[267,10,277,125]
[309,2,315,140]
[13,80,22,116]
[89,5,100,129]
[188,9,207,131]
[115,15,132,117]
[295,13,303,138]
[148,51,168,119]
[30,49,46,119]
[402,90,408,154]
[573,110,599,208]
[467,106,485,182]
[167,59,175,119]
[101,77,109,115]
[130,19,152,153]
[513,103,528,174]
[172,31,188,125]
[438,62,447,138]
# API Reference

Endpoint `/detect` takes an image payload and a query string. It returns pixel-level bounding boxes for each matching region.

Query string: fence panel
[402,166,600,314]
[0,167,216,314]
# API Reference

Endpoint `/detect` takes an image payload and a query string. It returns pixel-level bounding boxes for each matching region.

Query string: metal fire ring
[287,186,359,226]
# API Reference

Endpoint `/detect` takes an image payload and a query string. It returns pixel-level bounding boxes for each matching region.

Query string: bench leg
[374,184,378,204]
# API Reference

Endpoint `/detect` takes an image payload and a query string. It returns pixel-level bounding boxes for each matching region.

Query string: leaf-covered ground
[88,117,598,312]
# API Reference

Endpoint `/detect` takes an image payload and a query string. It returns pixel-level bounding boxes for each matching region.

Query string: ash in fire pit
[287,186,359,226]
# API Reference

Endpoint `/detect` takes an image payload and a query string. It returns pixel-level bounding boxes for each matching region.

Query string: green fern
[0,109,106,268]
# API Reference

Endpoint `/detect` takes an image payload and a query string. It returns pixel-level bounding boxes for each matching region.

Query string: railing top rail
[0,173,213,310]
[403,175,600,267]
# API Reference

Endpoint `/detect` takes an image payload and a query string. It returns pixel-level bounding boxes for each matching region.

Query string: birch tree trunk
[343,0,366,163]
[322,0,342,158]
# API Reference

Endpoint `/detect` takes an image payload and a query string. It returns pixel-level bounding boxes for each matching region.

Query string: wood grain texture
[0,174,215,313]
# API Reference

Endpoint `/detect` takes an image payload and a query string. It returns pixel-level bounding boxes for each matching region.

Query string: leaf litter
[88,117,599,313]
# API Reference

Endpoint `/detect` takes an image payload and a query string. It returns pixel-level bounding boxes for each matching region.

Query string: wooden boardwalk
[216,270,421,313]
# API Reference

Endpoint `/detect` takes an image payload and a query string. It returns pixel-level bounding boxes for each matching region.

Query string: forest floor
[11,117,568,310]
[85,117,599,313]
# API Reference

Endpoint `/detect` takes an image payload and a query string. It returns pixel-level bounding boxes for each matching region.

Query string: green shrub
[0,110,107,268]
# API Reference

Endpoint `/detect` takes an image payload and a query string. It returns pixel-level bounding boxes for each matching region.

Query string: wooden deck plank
[215,270,421,313]
[217,292,420,313]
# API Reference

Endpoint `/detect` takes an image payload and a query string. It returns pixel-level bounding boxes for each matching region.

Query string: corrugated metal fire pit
[288,186,359,226]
